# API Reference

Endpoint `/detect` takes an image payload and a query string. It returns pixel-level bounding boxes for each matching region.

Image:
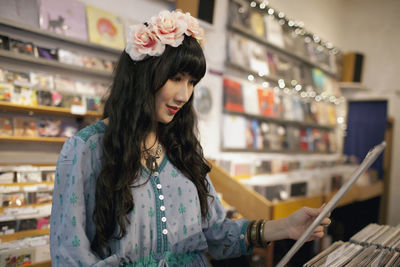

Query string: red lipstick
[167,105,179,115]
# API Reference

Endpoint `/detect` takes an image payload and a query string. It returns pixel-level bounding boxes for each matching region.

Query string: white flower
[150,10,188,47]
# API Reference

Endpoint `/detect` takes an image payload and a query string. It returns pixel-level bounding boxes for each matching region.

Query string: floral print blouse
[50,121,251,267]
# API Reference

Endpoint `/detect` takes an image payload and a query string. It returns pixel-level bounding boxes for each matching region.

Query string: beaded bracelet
[246,220,256,246]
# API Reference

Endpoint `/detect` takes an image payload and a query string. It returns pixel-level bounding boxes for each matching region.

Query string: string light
[250,1,257,8]
[248,74,255,81]
[295,84,302,91]
[278,12,285,18]
[262,81,269,88]
[268,8,274,15]
[278,79,285,88]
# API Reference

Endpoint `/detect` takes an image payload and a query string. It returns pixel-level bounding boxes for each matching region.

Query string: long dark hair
[90,36,211,258]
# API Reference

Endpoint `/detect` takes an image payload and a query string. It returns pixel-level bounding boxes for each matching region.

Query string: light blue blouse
[50,121,251,267]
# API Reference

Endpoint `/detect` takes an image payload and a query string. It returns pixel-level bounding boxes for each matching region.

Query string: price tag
[71,105,87,115]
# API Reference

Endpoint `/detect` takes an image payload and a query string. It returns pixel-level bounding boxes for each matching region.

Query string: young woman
[50,10,330,266]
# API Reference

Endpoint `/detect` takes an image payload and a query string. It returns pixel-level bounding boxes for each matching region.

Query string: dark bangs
[153,35,206,90]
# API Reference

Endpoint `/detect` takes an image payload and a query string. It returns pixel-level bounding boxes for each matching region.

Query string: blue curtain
[344,101,387,178]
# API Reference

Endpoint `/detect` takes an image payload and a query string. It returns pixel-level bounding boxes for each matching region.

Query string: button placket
[154,175,168,244]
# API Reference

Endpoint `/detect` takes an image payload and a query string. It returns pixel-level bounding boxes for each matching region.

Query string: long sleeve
[49,136,119,267]
[202,176,253,260]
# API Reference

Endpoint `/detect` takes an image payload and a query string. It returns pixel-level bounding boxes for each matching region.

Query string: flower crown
[125,10,204,61]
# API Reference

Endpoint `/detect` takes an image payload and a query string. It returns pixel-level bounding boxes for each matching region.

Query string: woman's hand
[286,204,331,241]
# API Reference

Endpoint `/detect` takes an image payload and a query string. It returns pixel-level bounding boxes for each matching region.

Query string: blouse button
[161,217,167,222]
[162,229,168,235]
[156,184,162,189]
[154,172,159,177]
[160,206,166,211]
[159,195,164,200]
[240,234,245,239]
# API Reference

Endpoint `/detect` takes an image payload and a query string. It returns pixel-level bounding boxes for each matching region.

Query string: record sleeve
[257,88,275,117]
[39,0,88,41]
[35,45,58,60]
[30,72,54,91]
[86,5,125,50]
[242,83,260,115]
[13,117,38,137]
[54,76,76,94]
[0,34,10,50]
[0,0,40,27]
[0,83,13,102]
[248,41,269,75]
[38,118,61,137]
[222,114,246,149]
[249,11,265,38]
[227,33,250,68]
[9,38,35,55]
[60,121,78,138]
[0,117,13,136]
[58,49,84,66]
[36,90,52,106]
[223,78,244,113]
[264,15,284,48]
[11,86,37,106]
[228,0,251,28]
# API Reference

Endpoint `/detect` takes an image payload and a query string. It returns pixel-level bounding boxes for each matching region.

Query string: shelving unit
[0,228,49,243]
[0,136,66,143]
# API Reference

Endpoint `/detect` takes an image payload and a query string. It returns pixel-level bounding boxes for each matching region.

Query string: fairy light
[295,84,302,91]
[288,20,295,27]
[278,12,285,18]
[315,95,322,101]
[258,71,265,77]
[250,1,257,8]
[260,2,267,9]
[262,81,269,88]
[291,80,298,86]
[268,8,274,15]
[300,91,307,98]
[278,79,285,88]
[248,74,254,81]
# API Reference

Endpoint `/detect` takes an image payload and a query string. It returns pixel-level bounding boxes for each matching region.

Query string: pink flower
[150,10,188,47]
[125,24,165,61]
[176,11,204,40]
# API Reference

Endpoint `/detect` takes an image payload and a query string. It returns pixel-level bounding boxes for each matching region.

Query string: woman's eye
[172,76,181,82]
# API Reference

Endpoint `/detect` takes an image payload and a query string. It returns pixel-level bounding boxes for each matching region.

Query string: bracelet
[250,219,259,246]
[255,219,264,247]
[258,219,270,248]
[246,220,256,246]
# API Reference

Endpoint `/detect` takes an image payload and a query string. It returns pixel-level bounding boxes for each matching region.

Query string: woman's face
[155,72,197,124]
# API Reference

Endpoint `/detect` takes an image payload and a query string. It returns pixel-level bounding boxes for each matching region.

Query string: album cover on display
[328,104,337,126]
[273,92,285,119]
[223,78,244,113]
[257,88,275,117]
[290,181,308,197]
[60,121,78,138]
[51,91,62,107]
[249,11,265,38]
[54,76,76,94]
[58,49,84,66]
[82,55,106,71]
[0,0,40,27]
[242,83,260,115]
[0,34,10,50]
[61,95,83,108]
[282,25,296,52]
[299,128,310,151]
[274,54,294,81]
[302,100,315,123]
[266,51,277,76]
[264,15,284,48]
[0,117,13,136]
[228,33,250,68]
[311,128,323,152]
[86,97,102,111]
[11,86,37,106]
[248,41,269,75]
[228,0,251,28]
[245,118,262,149]
[30,72,54,90]
[0,83,13,102]
[254,160,272,174]
[311,68,326,94]
[291,96,304,122]
[38,118,61,137]
[35,45,58,60]
[13,117,38,137]
[222,114,246,149]
[36,90,52,106]
[39,0,88,41]
[9,38,35,55]
[286,126,300,151]
[282,94,293,120]
[75,81,96,96]
[86,5,125,50]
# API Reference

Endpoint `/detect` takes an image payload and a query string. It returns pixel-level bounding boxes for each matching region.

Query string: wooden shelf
[0,101,102,117]
[0,136,66,144]
[228,24,339,78]
[0,228,49,243]
[272,195,324,219]
[0,202,52,214]
[0,181,53,187]
[0,50,113,79]
[22,260,52,267]
[225,110,335,130]
[0,17,121,55]
[339,82,370,91]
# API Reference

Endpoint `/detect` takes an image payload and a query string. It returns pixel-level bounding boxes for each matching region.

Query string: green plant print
[171,169,178,178]
[59,194,63,205]
[147,189,151,199]
[89,140,96,151]
[70,192,78,205]
[56,173,59,184]
[178,203,186,214]
[178,187,182,196]
[72,235,80,247]
[183,225,187,235]
[89,173,93,184]
[72,154,77,165]
[148,207,154,217]
[72,216,76,227]
[72,176,75,185]
[57,235,61,247]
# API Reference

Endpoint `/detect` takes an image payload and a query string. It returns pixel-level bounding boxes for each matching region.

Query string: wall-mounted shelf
[0,17,121,55]
[0,136,66,144]
[0,101,102,117]
[228,24,339,78]
[0,228,49,243]
[0,50,113,79]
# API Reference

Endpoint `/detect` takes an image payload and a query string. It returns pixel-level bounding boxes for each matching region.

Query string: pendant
[146,157,158,172]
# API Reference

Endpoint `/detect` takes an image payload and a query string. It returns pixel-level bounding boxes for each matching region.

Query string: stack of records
[304,224,400,266]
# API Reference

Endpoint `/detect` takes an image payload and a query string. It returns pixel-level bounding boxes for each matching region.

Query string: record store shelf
[228,24,339,78]
[0,50,113,79]
[0,102,102,117]
[0,228,49,243]
[0,136,66,144]
[0,17,121,55]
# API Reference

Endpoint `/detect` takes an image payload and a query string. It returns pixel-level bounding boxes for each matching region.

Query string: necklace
[143,143,162,173]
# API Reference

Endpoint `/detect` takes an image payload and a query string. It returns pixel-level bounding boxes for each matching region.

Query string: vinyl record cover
[9,38,35,55]
[286,126,300,151]
[0,117,13,136]
[30,72,54,90]
[36,90,52,106]
[249,11,265,38]
[35,45,58,60]
[291,96,304,121]
[86,5,125,50]
[242,83,260,115]
[228,0,251,28]
[0,0,40,27]
[0,35,10,50]
[13,116,38,137]
[39,0,88,41]
[11,86,37,106]
[38,118,61,137]
[223,78,244,113]
[248,41,269,75]
[311,68,326,94]
[222,114,246,149]
[264,15,284,48]
[0,83,13,102]
[60,121,78,138]
[228,33,250,68]
[257,88,275,117]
